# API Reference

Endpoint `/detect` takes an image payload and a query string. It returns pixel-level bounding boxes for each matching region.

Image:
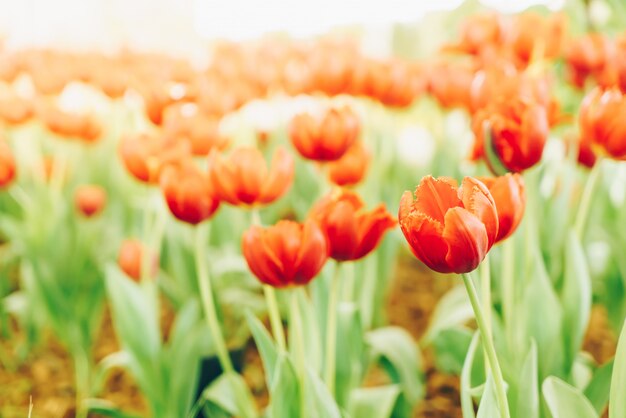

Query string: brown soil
[0,257,618,418]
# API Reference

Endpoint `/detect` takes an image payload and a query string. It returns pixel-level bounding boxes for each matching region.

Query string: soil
[0,256,618,418]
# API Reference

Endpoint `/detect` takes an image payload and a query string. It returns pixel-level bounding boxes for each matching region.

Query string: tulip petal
[258,148,295,204]
[243,227,285,287]
[459,177,499,247]
[294,220,328,285]
[443,207,489,273]
[413,176,460,223]
[354,205,396,260]
[399,210,450,273]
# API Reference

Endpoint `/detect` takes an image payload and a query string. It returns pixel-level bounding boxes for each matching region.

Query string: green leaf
[514,341,539,418]
[584,360,613,415]
[348,385,401,418]
[246,311,278,389]
[561,230,592,370]
[477,374,500,418]
[289,289,321,374]
[460,332,480,418]
[422,285,472,344]
[432,327,473,374]
[610,320,626,418]
[269,355,301,418]
[304,367,342,418]
[335,302,365,408]
[84,399,143,418]
[542,376,598,418]
[366,326,424,405]
[202,371,258,418]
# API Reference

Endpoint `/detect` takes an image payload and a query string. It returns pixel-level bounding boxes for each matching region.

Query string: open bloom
[207,146,294,206]
[327,141,370,187]
[162,103,229,156]
[477,174,525,243]
[75,185,107,218]
[311,189,396,261]
[579,87,626,160]
[566,33,615,89]
[289,106,360,161]
[472,97,549,173]
[160,161,220,224]
[399,176,498,274]
[0,142,16,188]
[242,220,329,287]
[118,239,158,282]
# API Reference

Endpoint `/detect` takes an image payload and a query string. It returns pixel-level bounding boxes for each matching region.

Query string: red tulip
[74,185,106,218]
[311,189,396,261]
[160,160,220,224]
[289,106,360,162]
[207,147,294,206]
[472,97,549,173]
[0,142,16,188]
[399,176,498,274]
[327,141,370,187]
[242,220,329,287]
[477,174,525,243]
[118,239,158,282]
[579,87,626,160]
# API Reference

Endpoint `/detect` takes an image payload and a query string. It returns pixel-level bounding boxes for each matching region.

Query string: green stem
[73,348,90,418]
[480,255,492,375]
[501,238,515,352]
[264,285,286,352]
[574,160,603,239]
[289,290,307,417]
[195,224,234,374]
[324,262,341,395]
[462,272,510,418]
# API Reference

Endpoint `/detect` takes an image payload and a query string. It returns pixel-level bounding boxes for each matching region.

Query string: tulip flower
[242,219,329,287]
[579,87,626,160]
[0,95,33,126]
[508,12,565,66]
[427,60,476,110]
[472,97,549,173]
[311,189,395,261]
[162,103,229,156]
[289,106,360,161]
[477,174,525,243]
[207,146,294,206]
[74,185,107,218]
[566,33,615,89]
[443,13,504,56]
[38,104,102,143]
[0,142,16,188]
[327,141,370,187]
[118,239,158,282]
[398,176,498,274]
[118,132,191,183]
[160,161,220,225]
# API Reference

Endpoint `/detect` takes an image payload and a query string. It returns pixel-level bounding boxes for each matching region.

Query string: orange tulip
[327,141,370,187]
[160,161,220,224]
[118,239,158,282]
[427,60,476,110]
[162,103,229,156]
[444,13,505,56]
[477,174,525,243]
[118,132,191,183]
[508,12,565,66]
[566,33,615,89]
[0,142,16,188]
[242,219,329,287]
[289,106,360,162]
[311,189,395,261]
[399,176,498,274]
[0,95,33,125]
[472,97,549,173]
[579,87,626,160]
[207,147,294,206]
[38,104,101,142]
[74,185,107,218]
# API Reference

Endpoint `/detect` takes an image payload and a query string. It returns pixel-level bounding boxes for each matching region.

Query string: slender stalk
[574,160,603,238]
[462,272,511,418]
[501,238,515,352]
[324,262,342,395]
[264,285,286,351]
[480,255,492,337]
[195,224,234,374]
[290,290,307,417]
[73,347,90,418]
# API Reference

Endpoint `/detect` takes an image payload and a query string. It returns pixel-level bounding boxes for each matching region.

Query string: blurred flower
[427,61,476,109]
[443,13,505,57]
[242,219,328,287]
[399,176,498,274]
[311,189,395,261]
[0,142,16,188]
[74,185,107,218]
[351,59,425,107]
[477,174,525,243]
[207,146,294,206]
[579,87,626,160]
[162,103,229,156]
[0,95,33,125]
[472,97,549,173]
[118,132,191,183]
[508,12,565,67]
[160,160,220,224]
[327,141,370,187]
[118,239,158,282]
[565,33,615,89]
[38,102,101,142]
[289,106,360,162]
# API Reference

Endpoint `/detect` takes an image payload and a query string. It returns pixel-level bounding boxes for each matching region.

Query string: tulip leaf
[460,332,480,418]
[514,341,539,418]
[610,320,626,418]
[584,360,614,415]
[348,385,401,418]
[269,354,301,418]
[84,399,143,418]
[288,289,322,374]
[561,230,592,371]
[201,371,257,418]
[304,367,342,418]
[432,327,473,374]
[422,284,472,344]
[335,302,365,409]
[542,376,598,418]
[245,311,278,389]
[477,374,500,418]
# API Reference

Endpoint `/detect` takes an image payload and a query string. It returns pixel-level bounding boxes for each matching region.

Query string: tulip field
[3,1,626,417]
